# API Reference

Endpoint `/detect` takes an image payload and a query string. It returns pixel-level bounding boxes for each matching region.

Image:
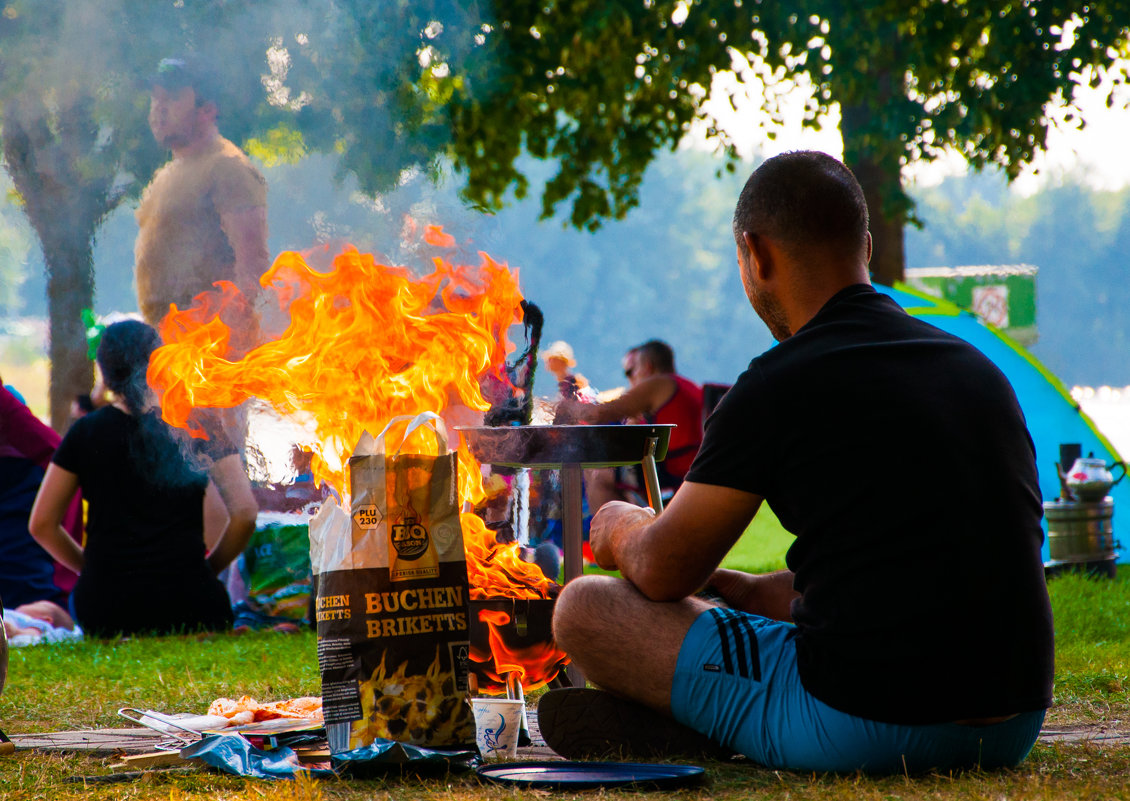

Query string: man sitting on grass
[538,150,1054,774]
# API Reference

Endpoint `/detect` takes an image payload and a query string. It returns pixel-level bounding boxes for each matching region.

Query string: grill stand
[559,437,664,687]
[458,425,673,689]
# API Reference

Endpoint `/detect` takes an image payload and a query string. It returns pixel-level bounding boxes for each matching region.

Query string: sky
[693,57,1130,195]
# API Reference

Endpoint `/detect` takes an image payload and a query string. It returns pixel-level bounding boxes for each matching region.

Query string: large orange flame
[146,234,556,602]
[150,243,520,502]
[471,609,570,693]
[463,513,554,600]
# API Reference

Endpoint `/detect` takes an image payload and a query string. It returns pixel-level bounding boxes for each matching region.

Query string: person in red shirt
[556,340,704,511]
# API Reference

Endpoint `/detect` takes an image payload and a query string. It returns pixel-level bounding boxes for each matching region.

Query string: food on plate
[209,695,324,723]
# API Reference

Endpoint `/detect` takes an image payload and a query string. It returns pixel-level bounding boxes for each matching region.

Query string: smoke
[7,1,770,425]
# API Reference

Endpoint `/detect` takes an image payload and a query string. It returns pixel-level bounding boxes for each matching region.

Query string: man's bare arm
[589,480,763,601]
[557,374,676,424]
[221,205,270,301]
[204,454,259,576]
[219,205,269,354]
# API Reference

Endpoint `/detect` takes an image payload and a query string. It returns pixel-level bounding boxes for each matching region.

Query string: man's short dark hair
[632,339,675,373]
[733,151,869,256]
[147,56,220,107]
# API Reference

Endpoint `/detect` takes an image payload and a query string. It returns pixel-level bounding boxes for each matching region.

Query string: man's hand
[705,568,799,622]
[603,481,763,602]
[553,398,585,424]
[554,374,679,426]
[589,501,656,569]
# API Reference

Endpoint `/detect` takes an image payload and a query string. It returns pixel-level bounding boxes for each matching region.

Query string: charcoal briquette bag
[310,413,474,753]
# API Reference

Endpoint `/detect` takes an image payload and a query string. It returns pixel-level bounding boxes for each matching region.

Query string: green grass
[1042,570,1130,722]
[720,505,792,573]
[3,564,1130,799]
[581,505,791,581]
[2,633,320,732]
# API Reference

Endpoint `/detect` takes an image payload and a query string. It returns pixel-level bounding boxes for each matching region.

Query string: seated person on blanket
[539,151,1054,774]
[0,385,84,610]
[29,320,258,637]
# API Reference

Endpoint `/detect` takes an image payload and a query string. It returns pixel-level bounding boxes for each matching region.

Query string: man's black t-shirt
[686,284,1054,725]
[53,406,233,636]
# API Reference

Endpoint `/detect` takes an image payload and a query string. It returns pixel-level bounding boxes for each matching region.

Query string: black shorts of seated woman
[29,320,258,637]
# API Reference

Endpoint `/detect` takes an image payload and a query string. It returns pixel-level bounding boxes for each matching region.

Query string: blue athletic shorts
[670,606,1046,774]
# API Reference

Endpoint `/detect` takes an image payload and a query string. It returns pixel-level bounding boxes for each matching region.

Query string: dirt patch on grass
[1040,720,1130,746]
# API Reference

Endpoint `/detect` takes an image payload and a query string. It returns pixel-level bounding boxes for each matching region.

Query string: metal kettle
[1065,455,1126,501]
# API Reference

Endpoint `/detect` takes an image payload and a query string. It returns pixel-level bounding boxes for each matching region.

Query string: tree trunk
[43,233,96,432]
[840,91,908,288]
[2,93,114,432]
[851,156,906,288]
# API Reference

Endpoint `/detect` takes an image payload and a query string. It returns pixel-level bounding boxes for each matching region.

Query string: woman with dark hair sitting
[29,320,257,637]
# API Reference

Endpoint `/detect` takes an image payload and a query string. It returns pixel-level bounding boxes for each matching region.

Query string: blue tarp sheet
[180,732,478,780]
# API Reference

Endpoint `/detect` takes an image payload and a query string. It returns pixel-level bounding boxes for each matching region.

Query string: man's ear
[198,99,219,124]
[864,231,873,265]
[742,231,773,281]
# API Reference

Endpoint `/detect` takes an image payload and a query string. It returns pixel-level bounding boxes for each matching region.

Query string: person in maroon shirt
[0,385,83,609]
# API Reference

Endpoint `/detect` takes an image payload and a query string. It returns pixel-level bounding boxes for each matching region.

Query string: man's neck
[785,262,871,335]
[171,126,220,160]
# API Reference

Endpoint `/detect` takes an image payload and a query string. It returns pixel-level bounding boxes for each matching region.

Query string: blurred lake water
[1073,385,1130,459]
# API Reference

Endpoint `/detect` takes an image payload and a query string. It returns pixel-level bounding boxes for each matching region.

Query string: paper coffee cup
[472,697,524,760]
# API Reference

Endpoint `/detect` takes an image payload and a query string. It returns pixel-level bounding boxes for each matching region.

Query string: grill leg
[560,463,586,687]
[641,437,664,513]
[561,464,585,584]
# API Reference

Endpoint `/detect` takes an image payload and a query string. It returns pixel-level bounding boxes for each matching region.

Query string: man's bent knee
[551,575,704,709]
[552,574,627,654]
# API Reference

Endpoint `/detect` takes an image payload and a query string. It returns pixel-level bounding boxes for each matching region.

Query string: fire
[150,241,520,504]
[147,233,556,602]
[470,609,570,693]
[424,225,456,247]
[463,513,554,600]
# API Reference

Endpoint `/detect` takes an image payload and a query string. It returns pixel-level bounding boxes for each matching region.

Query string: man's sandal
[536,688,736,761]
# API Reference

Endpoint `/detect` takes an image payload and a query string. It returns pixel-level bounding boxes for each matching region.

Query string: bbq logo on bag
[392,516,429,559]
[386,462,443,581]
[389,515,440,580]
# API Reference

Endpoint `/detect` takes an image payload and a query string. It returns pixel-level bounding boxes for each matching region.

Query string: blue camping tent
[876,283,1128,565]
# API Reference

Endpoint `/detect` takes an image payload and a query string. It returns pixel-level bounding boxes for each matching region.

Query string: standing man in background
[135,56,269,355]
